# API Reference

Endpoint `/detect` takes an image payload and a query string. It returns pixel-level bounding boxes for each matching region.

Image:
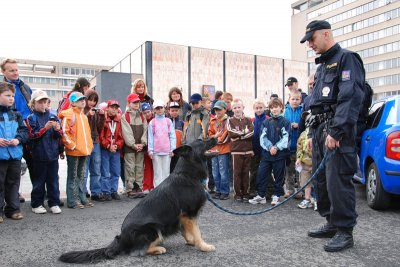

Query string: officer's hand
[325,134,340,150]
[307,138,312,150]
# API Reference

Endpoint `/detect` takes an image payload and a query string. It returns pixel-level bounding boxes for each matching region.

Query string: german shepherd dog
[59,138,217,264]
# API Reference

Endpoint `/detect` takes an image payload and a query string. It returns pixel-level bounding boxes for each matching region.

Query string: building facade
[291,0,400,100]
[0,58,110,109]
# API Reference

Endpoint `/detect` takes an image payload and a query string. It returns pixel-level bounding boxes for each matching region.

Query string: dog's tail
[59,235,122,264]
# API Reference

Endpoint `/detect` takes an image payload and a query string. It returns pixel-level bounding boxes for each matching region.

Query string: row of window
[61,79,77,87]
[374,89,400,100]
[358,40,400,58]
[62,67,97,77]
[308,0,356,20]
[20,76,58,85]
[333,8,400,37]
[325,0,398,25]
[365,57,400,72]
[339,24,399,49]
[367,73,400,87]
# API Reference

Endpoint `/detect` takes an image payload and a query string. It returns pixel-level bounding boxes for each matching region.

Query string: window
[367,101,385,129]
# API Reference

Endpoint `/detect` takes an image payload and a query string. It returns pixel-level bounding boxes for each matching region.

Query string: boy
[182,93,209,145]
[283,91,303,198]
[221,92,234,117]
[167,101,184,172]
[59,92,94,209]
[208,100,231,200]
[227,99,254,202]
[0,82,28,222]
[249,98,290,206]
[99,100,124,201]
[202,96,215,193]
[141,102,154,194]
[121,93,148,199]
[148,100,176,187]
[202,97,213,115]
[249,99,269,197]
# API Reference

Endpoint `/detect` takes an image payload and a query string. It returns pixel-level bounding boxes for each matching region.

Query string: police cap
[300,20,331,44]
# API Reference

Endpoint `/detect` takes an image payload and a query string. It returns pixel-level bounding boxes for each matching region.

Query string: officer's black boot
[308,223,337,238]
[323,229,354,252]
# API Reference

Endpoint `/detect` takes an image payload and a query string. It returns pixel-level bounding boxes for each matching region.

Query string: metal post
[145,41,153,96]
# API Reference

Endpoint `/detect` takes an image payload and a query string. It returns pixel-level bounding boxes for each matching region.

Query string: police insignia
[342,70,351,81]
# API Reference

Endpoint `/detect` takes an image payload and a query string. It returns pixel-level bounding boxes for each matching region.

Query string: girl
[166,87,191,121]
[131,79,153,106]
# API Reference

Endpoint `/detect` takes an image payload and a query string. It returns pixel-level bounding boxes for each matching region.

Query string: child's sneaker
[50,206,62,214]
[249,195,266,204]
[298,199,313,209]
[271,195,280,206]
[32,205,47,214]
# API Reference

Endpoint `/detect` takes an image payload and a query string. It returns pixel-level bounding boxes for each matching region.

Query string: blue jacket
[5,78,32,120]
[0,106,28,160]
[284,103,302,153]
[259,115,290,161]
[26,110,61,161]
[252,112,268,156]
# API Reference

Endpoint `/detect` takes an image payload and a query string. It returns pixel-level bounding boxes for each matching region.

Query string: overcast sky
[2,0,295,66]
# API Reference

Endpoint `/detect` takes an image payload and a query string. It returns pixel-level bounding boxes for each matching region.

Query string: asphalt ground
[1,178,400,267]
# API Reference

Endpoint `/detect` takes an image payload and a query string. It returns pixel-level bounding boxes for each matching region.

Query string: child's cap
[126,93,140,103]
[69,92,87,103]
[141,102,152,111]
[107,100,120,107]
[98,102,107,111]
[189,93,202,103]
[213,100,227,110]
[169,101,180,109]
[31,90,49,102]
[153,100,164,109]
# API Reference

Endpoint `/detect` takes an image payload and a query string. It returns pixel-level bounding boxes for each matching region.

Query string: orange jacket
[208,114,231,154]
[59,107,93,156]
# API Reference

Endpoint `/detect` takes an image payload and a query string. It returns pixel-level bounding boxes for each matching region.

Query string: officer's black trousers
[312,122,358,229]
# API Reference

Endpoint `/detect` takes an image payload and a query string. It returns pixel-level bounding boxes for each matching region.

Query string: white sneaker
[32,205,47,214]
[314,202,318,211]
[249,195,266,204]
[50,206,62,214]
[143,189,150,195]
[271,195,280,206]
[298,199,313,209]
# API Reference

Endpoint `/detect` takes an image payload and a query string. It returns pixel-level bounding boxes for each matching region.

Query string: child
[249,98,290,206]
[0,82,28,222]
[208,100,231,200]
[202,97,213,115]
[27,90,62,214]
[99,100,124,201]
[221,92,234,117]
[182,93,209,145]
[227,99,254,202]
[283,91,303,198]
[202,97,215,193]
[148,100,176,187]
[167,101,184,172]
[121,93,148,199]
[83,89,106,201]
[249,99,269,197]
[59,92,94,209]
[296,112,314,209]
[141,103,154,194]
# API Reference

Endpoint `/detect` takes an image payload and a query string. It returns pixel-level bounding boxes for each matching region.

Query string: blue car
[358,95,400,210]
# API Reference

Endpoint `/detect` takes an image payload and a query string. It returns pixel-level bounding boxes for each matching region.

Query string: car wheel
[366,162,390,210]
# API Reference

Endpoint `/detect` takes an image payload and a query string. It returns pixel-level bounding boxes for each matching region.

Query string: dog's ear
[173,145,192,157]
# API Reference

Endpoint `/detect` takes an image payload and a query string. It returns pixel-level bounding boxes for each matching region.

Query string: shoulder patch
[342,70,351,81]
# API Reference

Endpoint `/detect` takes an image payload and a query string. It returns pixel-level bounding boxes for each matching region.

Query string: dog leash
[205,149,336,216]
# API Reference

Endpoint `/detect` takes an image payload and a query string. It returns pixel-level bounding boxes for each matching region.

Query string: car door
[359,100,386,182]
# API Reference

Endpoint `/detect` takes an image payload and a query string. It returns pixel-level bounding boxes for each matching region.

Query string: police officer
[300,20,365,252]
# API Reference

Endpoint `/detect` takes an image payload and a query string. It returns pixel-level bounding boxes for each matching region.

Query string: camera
[91,108,100,112]
[49,117,58,122]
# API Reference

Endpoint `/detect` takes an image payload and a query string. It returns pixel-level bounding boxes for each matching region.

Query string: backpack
[56,98,67,115]
[124,112,144,124]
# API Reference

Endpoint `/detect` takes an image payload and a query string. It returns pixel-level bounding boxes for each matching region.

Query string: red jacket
[100,114,124,151]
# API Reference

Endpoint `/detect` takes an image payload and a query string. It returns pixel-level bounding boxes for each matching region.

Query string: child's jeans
[31,159,60,208]
[212,153,230,195]
[256,157,286,197]
[84,143,102,196]
[0,160,21,217]
[66,156,88,207]
[100,149,121,195]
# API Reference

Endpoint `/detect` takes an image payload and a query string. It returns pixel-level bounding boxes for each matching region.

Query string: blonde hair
[232,98,244,106]
[131,78,148,95]
[289,91,302,99]
[1,58,17,71]
[253,98,265,108]
[221,92,233,102]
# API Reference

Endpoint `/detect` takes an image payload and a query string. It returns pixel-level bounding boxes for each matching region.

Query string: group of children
[0,76,315,222]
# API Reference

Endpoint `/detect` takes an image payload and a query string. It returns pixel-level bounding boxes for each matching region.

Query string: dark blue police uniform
[309,43,365,230]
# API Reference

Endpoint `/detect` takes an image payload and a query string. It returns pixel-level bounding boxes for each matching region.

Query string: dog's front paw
[198,243,216,252]
[147,246,167,255]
